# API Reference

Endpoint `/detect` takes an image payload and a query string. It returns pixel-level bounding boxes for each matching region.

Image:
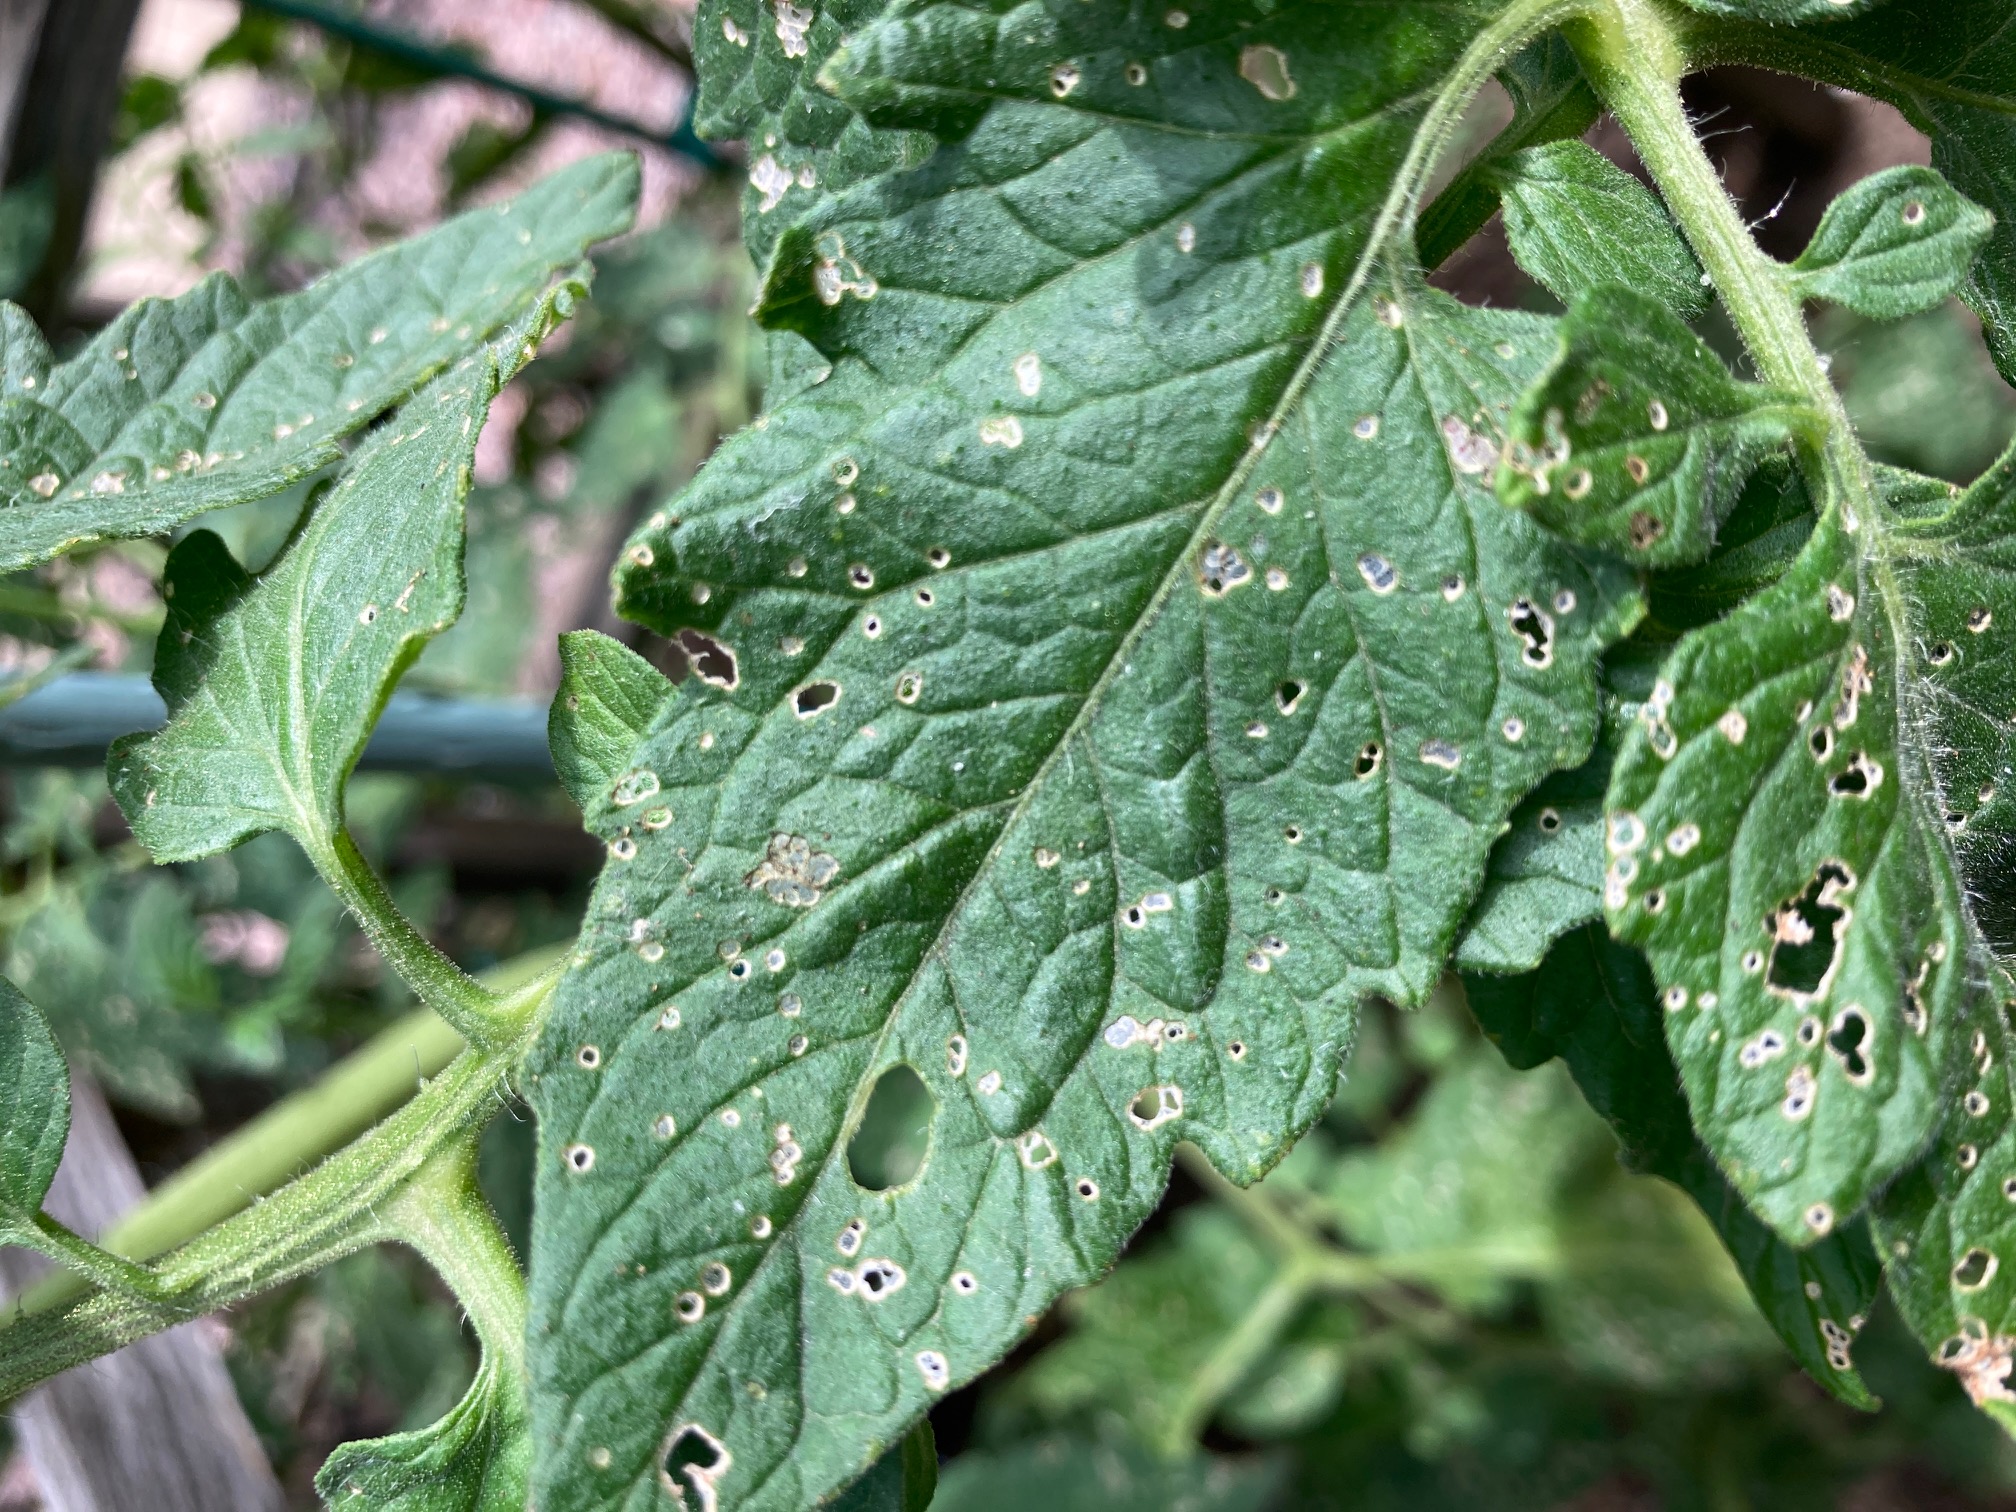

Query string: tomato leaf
[316,1354,531,1512]
[1787,165,1993,319]
[1598,441,2016,1257]
[1748,0,2016,384]
[108,277,589,864]
[0,973,69,1244]
[548,630,678,820]
[0,153,635,573]
[1487,141,1705,318]
[525,4,1640,1507]
[1500,285,1813,566]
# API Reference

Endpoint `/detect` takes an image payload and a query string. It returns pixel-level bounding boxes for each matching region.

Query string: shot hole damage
[848,1063,934,1190]
[1767,861,1854,1002]
[673,628,738,689]
[661,1424,730,1512]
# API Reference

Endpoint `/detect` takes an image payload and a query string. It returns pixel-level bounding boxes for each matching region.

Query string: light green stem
[0,949,562,1398]
[386,1139,527,1374]
[311,828,530,1050]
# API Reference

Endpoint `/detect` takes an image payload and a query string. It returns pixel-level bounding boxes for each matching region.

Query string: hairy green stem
[386,1139,528,1375]
[0,1041,513,1400]
[1565,0,1872,517]
[311,828,538,1050]
[14,947,561,1323]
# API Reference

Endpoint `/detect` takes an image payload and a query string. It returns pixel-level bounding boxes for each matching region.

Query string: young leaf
[0,973,70,1247]
[0,153,636,573]
[1786,165,1994,319]
[526,4,1641,1506]
[1499,285,1813,566]
[1744,0,2016,384]
[547,630,677,819]
[1416,37,1600,271]
[316,1353,531,1512]
[1464,927,1881,1406]
[1487,141,1706,318]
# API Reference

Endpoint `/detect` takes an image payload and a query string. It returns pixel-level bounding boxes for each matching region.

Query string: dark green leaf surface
[1786,165,1993,319]
[1746,0,2016,385]
[1452,738,1608,975]
[1465,928,1881,1406]
[0,973,69,1241]
[1499,285,1811,566]
[548,631,678,819]
[0,154,635,573]
[526,4,1640,1507]
[829,1422,936,1512]
[1487,141,1705,317]
[317,1354,531,1512]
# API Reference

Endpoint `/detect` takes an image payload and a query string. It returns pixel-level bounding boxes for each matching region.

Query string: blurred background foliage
[2,4,2015,1509]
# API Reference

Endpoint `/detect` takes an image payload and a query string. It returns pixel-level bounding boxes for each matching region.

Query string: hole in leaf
[1955,1248,1997,1289]
[794,681,841,717]
[1767,861,1853,999]
[1276,679,1304,714]
[1826,1007,1870,1081]
[662,1425,728,1503]
[1830,753,1881,797]
[848,1064,934,1190]
[676,629,738,688]
[1506,597,1553,668]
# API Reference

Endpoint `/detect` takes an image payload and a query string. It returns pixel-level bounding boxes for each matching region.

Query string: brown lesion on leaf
[745,832,840,907]
[1939,1322,2016,1407]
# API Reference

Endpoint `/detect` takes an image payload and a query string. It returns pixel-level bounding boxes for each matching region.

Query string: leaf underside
[315,1354,531,1512]
[0,154,636,573]
[525,3,1640,1508]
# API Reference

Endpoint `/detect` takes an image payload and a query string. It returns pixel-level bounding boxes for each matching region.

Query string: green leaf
[1486,141,1705,318]
[1596,441,2016,1274]
[1013,1204,1310,1449]
[1499,284,1812,566]
[1752,0,2016,385]
[0,973,69,1242]
[1787,165,1994,319]
[107,356,499,862]
[1451,737,1609,975]
[1326,1049,1597,1309]
[1416,37,1600,271]
[1464,927,1881,1406]
[316,1353,531,1512]
[526,4,1641,1507]
[0,152,637,573]
[547,630,678,819]
[830,1422,937,1512]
